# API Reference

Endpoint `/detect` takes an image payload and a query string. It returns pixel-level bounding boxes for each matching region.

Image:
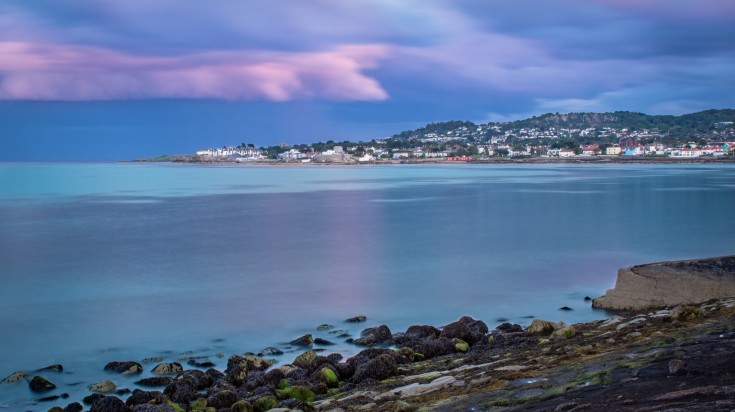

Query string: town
[189,110,735,163]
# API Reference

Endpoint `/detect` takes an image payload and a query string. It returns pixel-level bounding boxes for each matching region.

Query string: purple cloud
[0,41,390,101]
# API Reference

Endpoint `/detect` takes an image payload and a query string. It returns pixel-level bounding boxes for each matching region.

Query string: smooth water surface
[1,163,734,409]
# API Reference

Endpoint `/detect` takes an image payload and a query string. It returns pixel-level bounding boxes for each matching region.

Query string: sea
[1,162,734,409]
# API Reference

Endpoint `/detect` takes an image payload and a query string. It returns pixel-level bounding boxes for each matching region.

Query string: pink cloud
[0,41,390,101]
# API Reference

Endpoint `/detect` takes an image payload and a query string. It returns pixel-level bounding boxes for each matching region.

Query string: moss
[190,398,216,412]
[413,353,425,362]
[294,350,317,365]
[317,368,339,388]
[537,338,549,345]
[486,335,495,345]
[453,339,469,353]
[167,401,186,412]
[290,386,316,403]
[253,396,277,412]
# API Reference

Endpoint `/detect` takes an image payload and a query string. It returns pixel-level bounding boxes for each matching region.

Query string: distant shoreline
[129,155,735,166]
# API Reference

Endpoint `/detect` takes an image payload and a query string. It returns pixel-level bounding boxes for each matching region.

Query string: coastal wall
[592,255,735,310]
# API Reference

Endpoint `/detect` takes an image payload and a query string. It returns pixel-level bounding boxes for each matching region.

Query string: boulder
[230,400,254,412]
[314,337,335,345]
[151,362,183,375]
[225,355,273,385]
[526,319,558,335]
[394,325,440,344]
[187,359,215,368]
[345,315,367,323]
[89,396,128,412]
[104,361,143,375]
[135,377,173,387]
[593,256,735,310]
[400,337,456,359]
[496,322,523,333]
[260,347,284,356]
[440,316,488,344]
[207,389,239,409]
[316,324,334,331]
[354,325,393,346]
[37,364,64,373]
[315,365,340,388]
[351,354,397,384]
[29,375,56,392]
[125,389,163,407]
[63,402,83,412]
[2,371,28,384]
[88,380,117,393]
[290,334,313,347]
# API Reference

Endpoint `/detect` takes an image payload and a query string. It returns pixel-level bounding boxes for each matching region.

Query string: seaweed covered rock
[354,325,393,346]
[63,402,83,412]
[88,380,116,393]
[345,315,367,323]
[151,362,183,375]
[89,396,128,412]
[351,354,397,384]
[293,351,317,368]
[225,355,273,386]
[400,337,456,359]
[207,389,239,409]
[440,316,488,344]
[394,325,440,344]
[104,361,143,375]
[125,389,163,407]
[290,334,313,347]
[135,377,173,387]
[29,375,56,392]
[496,322,523,333]
[314,365,340,388]
[527,319,558,335]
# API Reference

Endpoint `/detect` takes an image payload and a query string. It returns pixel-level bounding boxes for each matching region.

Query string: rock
[29,375,56,392]
[584,296,593,301]
[496,322,523,333]
[135,377,173,387]
[671,305,704,321]
[393,400,417,412]
[316,323,334,330]
[207,389,239,409]
[89,396,128,412]
[225,355,274,386]
[151,362,183,375]
[346,315,367,323]
[88,380,117,393]
[125,389,163,407]
[260,347,284,356]
[48,407,64,412]
[290,333,314,347]
[253,396,277,412]
[315,366,340,388]
[141,357,163,364]
[559,306,573,311]
[163,379,196,404]
[401,337,456,359]
[293,350,318,367]
[187,359,215,368]
[440,316,488,344]
[527,319,558,335]
[314,337,335,345]
[230,400,254,412]
[37,364,64,373]
[63,402,83,412]
[354,324,393,346]
[395,325,440,344]
[133,404,176,412]
[551,324,577,339]
[82,393,106,405]
[2,371,28,383]
[453,338,469,353]
[593,256,735,310]
[669,359,687,375]
[104,361,143,375]
[351,354,398,383]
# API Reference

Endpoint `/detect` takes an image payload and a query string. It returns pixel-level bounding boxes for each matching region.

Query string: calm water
[1,163,734,409]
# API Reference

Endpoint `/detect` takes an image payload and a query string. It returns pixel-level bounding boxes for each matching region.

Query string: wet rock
[230,400,254,412]
[346,315,367,323]
[63,402,83,412]
[317,324,334,331]
[89,396,128,412]
[125,389,163,407]
[187,359,215,368]
[141,357,163,364]
[48,407,64,412]
[394,400,417,412]
[314,337,335,345]
[38,393,64,402]
[527,319,558,335]
[37,364,64,373]
[225,355,273,386]
[551,324,577,339]
[401,337,456,359]
[135,377,173,387]
[559,306,574,311]
[584,296,593,301]
[394,325,440,344]
[290,334,314,347]
[260,347,284,356]
[88,380,116,393]
[351,354,398,384]
[669,359,688,375]
[315,365,340,388]
[205,367,225,382]
[253,396,277,412]
[672,305,704,321]
[207,389,239,409]
[151,362,183,375]
[293,350,318,368]
[354,325,393,346]
[440,316,488,345]
[82,393,106,405]
[1,371,27,383]
[29,375,56,392]
[133,404,176,412]
[177,369,215,390]
[496,322,523,333]
[104,361,143,375]
[164,379,196,404]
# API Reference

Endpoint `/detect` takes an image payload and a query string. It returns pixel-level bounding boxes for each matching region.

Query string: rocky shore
[4,296,735,412]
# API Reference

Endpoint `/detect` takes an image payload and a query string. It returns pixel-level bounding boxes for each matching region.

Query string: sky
[1,0,734,160]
